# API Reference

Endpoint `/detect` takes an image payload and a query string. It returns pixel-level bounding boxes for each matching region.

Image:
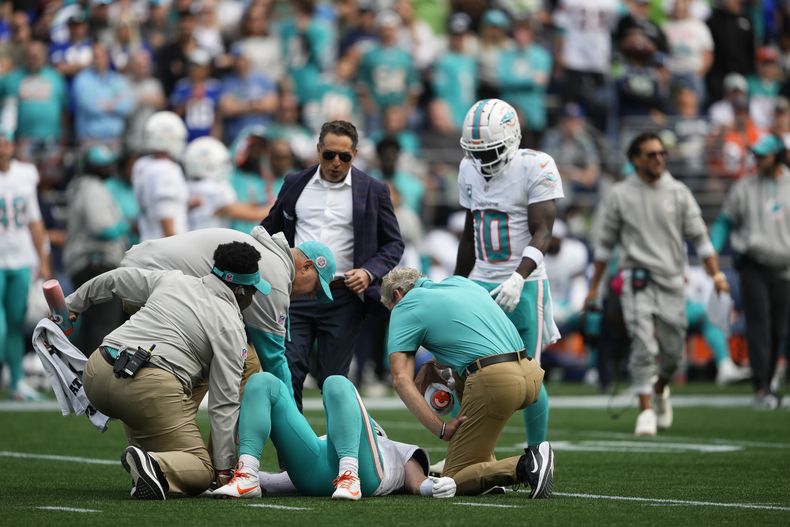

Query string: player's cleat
[516,441,554,499]
[716,358,751,386]
[212,464,262,499]
[121,446,168,500]
[752,392,780,410]
[331,470,362,501]
[654,386,673,429]
[428,458,445,477]
[635,408,657,436]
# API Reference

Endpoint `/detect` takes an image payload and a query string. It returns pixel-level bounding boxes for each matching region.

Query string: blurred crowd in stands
[3,0,789,396]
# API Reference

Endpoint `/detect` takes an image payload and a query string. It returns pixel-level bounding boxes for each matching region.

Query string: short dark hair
[376,136,401,156]
[627,132,663,162]
[319,120,358,150]
[213,241,260,276]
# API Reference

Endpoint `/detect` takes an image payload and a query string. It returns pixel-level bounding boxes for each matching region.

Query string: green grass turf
[1,384,788,526]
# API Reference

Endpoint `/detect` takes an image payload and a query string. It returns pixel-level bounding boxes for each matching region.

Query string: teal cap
[211,266,272,296]
[752,134,784,157]
[85,144,118,166]
[482,9,509,28]
[297,240,336,303]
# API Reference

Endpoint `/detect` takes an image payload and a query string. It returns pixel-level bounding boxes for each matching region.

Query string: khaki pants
[83,348,262,496]
[442,357,544,496]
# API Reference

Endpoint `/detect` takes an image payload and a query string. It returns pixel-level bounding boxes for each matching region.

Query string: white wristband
[522,246,544,268]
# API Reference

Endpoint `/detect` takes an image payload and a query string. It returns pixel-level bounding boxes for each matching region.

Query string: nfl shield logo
[241,347,248,360]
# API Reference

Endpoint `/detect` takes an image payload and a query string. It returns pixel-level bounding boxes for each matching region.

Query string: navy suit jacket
[261,164,404,311]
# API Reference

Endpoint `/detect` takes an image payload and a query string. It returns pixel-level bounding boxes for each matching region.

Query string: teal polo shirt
[387,276,524,376]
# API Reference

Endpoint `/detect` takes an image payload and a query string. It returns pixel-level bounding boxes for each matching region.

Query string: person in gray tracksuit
[586,132,730,436]
[69,242,267,500]
[710,134,790,409]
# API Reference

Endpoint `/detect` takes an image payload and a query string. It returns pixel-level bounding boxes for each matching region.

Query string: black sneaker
[121,446,169,500]
[516,441,554,499]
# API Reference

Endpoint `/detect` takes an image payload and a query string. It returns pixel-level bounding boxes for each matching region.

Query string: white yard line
[454,502,522,509]
[37,506,101,513]
[555,492,790,512]
[246,504,311,511]
[0,450,116,465]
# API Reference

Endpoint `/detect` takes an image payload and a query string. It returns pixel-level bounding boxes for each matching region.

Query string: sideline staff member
[69,242,266,499]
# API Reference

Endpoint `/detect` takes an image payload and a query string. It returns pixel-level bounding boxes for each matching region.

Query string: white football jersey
[0,160,41,268]
[458,149,564,283]
[187,179,237,231]
[132,155,189,241]
[374,438,428,497]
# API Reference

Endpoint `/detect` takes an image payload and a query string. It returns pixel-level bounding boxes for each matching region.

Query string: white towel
[31,319,110,432]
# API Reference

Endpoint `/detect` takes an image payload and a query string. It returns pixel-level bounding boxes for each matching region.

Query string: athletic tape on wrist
[522,246,544,268]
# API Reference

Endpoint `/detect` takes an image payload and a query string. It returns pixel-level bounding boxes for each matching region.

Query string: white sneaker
[635,409,657,436]
[752,393,780,411]
[213,466,262,499]
[429,458,445,477]
[716,358,752,386]
[13,379,45,402]
[331,470,361,501]
[654,386,673,429]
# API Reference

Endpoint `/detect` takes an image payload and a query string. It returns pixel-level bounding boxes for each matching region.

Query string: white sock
[238,454,260,475]
[338,456,358,476]
[258,471,298,494]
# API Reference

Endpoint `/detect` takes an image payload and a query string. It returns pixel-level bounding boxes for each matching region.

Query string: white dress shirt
[294,167,354,277]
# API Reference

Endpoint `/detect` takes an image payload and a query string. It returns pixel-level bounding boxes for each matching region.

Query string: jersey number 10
[474,210,511,263]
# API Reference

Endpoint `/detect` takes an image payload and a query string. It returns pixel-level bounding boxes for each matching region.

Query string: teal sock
[702,318,730,364]
[323,376,361,459]
[524,384,549,446]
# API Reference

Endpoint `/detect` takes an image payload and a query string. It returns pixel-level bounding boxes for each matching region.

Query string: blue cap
[297,240,336,303]
[85,144,118,166]
[211,266,272,296]
[752,134,784,157]
[482,9,509,28]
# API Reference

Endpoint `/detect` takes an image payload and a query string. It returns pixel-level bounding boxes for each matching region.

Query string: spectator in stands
[552,0,619,131]
[498,16,552,146]
[107,13,147,73]
[541,103,601,205]
[357,10,420,133]
[227,125,276,235]
[430,12,477,131]
[303,53,361,133]
[370,136,425,215]
[709,72,749,131]
[476,8,513,100]
[706,0,755,104]
[49,8,92,80]
[712,90,765,180]
[88,0,114,44]
[711,134,790,409]
[615,27,671,121]
[140,0,169,52]
[124,49,166,155]
[614,0,669,57]
[663,0,714,105]
[278,0,335,103]
[748,46,783,130]
[1,40,67,179]
[370,104,421,159]
[194,0,224,59]
[394,0,439,74]
[220,47,278,144]
[72,41,134,151]
[666,84,710,187]
[337,0,378,59]
[0,10,32,75]
[170,48,222,141]
[234,2,283,82]
[155,9,198,96]
[269,91,315,164]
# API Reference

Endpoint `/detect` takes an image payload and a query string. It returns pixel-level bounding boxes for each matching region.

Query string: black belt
[329,278,346,290]
[464,350,530,377]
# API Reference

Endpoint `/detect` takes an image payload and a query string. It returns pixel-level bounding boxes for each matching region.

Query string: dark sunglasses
[322,150,353,163]
[643,150,667,159]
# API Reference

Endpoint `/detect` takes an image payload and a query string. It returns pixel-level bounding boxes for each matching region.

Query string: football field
[1,383,788,526]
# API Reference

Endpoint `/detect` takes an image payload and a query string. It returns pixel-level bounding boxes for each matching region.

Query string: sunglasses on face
[321,150,353,163]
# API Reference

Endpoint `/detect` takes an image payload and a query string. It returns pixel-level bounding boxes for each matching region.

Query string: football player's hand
[429,476,456,498]
[489,272,525,312]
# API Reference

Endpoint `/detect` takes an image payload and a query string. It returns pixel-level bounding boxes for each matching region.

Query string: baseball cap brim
[211,266,272,295]
[316,275,333,303]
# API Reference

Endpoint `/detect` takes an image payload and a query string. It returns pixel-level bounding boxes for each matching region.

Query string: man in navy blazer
[261,120,404,409]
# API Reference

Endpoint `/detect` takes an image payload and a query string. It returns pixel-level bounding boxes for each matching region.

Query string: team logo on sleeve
[277,313,287,326]
[241,347,248,360]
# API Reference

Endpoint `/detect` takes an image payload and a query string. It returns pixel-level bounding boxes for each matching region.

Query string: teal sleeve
[710,213,732,254]
[96,220,130,241]
[247,327,294,400]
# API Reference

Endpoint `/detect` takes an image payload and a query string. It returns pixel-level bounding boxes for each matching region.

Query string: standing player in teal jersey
[455,99,563,456]
[212,373,456,500]
[431,13,478,130]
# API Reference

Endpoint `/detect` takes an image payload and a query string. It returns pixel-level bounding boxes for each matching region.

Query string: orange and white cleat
[212,464,262,499]
[331,470,361,501]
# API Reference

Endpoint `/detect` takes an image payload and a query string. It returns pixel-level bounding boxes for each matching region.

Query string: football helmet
[143,111,188,161]
[183,136,232,181]
[460,99,521,177]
